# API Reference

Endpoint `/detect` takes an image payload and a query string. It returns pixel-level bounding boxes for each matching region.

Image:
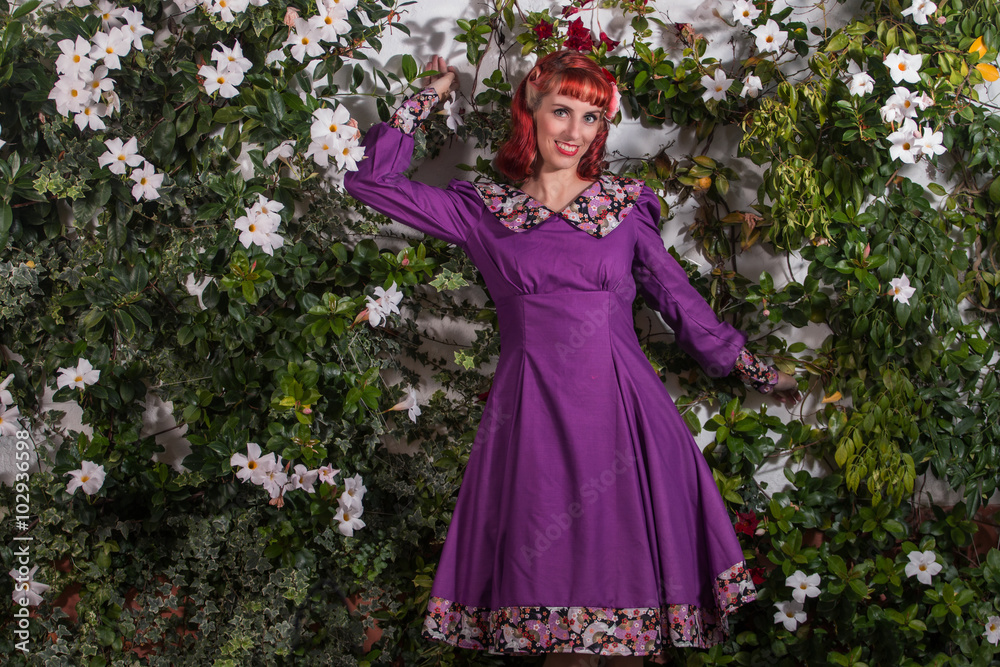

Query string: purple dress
[344,92,759,658]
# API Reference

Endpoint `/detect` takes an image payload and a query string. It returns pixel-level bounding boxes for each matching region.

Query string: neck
[520,170,595,211]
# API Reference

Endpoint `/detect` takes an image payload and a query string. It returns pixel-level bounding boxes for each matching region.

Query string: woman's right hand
[425,55,459,100]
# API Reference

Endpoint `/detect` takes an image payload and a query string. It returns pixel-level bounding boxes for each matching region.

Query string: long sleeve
[630,187,747,378]
[343,88,482,248]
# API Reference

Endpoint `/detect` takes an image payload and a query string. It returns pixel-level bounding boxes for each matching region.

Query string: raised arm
[630,187,799,402]
[343,56,481,247]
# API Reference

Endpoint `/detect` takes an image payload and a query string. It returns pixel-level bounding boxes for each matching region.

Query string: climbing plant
[0,0,998,664]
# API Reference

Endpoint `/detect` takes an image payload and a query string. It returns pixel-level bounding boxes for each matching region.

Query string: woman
[345,50,798,665]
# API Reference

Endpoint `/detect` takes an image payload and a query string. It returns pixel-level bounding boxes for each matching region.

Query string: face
[532,92,603,175]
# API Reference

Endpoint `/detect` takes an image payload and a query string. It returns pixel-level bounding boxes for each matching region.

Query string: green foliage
[1,0,999,664]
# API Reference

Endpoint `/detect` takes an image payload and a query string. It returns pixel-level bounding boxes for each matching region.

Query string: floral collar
[473,175,644,238]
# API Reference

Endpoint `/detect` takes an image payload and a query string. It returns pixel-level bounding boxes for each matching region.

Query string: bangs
[555,70,612,109]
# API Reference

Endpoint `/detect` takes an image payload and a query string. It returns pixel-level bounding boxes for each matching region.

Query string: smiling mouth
[555,141,579,156]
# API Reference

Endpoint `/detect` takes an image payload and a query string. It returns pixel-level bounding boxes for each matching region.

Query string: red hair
[495,50,613,182]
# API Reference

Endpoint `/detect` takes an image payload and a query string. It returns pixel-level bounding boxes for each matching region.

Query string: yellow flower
[976,63,999,82]
[969,36,987,59]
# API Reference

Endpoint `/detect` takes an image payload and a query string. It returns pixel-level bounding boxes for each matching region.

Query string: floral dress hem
[421,561,756,655]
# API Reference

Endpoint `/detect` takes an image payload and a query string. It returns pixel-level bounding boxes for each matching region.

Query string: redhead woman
[345,50,798,666]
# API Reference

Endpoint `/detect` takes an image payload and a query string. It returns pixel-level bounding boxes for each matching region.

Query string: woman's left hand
[771,370,801,405]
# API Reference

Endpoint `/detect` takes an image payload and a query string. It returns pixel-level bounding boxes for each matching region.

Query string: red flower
[563,18,594,52]
[750,567,766,585]
[735,511,759,536]
[533,20,554,40]
[561,6,579,16]
[598,31,619,51]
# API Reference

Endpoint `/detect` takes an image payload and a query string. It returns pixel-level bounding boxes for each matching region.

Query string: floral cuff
[388,86,439,135]
[732,347,779,394]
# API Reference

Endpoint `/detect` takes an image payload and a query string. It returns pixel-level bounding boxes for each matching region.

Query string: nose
[566,117,584,140]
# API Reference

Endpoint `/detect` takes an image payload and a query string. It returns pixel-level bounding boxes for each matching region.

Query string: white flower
[56,358,100,390]
[66,460,106,495]
[888,118,921,163]
[389,387,421,423]
[0,404,20,436]
[230,442,274,484]
[185,274,212,310]
[848,71,875,96]
[915,125,946,157]
[289,464,318,493]
[248,193,284,221]
[915,92,934,111]
[333,136,365,171]
[74,103,108,131]
[443,97,465,130]
[49,76,90,116]
[904,550,942,584]
[786,570,821,603]
[82,65,115,101]
[212,40,253,76]
[888,274,917,304]
[773,600,807,631]
[234,211,284,255]
[881,87,921,123]
[752,19,787,55]
[700,69,733,102]
[732,0,761,27]
[305,135,339,167]
[884,50,923,85]
[259,457,288,499]
[200,64,244,98]
[365,282,403,327]
[265,48,287,67]
[95,0,126,29]
[309,1,351,42]
[98,136,144,175]
[310,106,352,140]
[343,473,367,505]
[90,28,132,70]
[120,8,154,51]
[233,141,260,180]
[209,0,250,23]
[901,0,937,25]
[317,464,340,485]
[265,140,296,166]
[324,0,359,11]
[336,495,365,536]
[55,36,96,76]
[985,616,1000,646]
[0,374,13,406]
[741,74,762,98]
[0,123,5,150]
[130,163,164,201]
[9,566,50,607]
[287,19,324,63]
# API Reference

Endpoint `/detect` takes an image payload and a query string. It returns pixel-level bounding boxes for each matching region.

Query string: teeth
[555,141,578,154]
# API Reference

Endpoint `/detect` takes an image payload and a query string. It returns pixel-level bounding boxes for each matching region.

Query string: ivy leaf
[989,177,1000,204]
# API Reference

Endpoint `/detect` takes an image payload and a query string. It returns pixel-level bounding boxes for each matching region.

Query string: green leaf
[213,106,244,124]
[11,0,40,18]
[989,177,1000,204]
[0,203,11,248]
[401,54,417,82]
[265,89,285,122]
[927,182,946,196]
[149,121,177,164]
